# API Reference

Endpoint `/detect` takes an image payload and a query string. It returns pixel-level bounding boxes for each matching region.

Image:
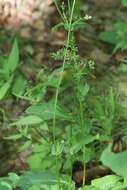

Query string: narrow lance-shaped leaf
[4,38,19,73]
[26,102,72,121]
[10,115,43,126]
[0,76,13,100]
[4,134,22,140]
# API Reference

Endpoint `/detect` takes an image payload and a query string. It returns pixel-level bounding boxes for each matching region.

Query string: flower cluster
[0,0,52,29]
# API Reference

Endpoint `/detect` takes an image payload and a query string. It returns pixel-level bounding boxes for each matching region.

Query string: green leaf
[4,134,22,140]
[118,63,127,72]
[12,75,26,96]
[47,74,59,88]
[27,154,45,171]
[51,141,64,156]
[39,123,49,131]
[91,175,121,190]
[122,0,127,7]
[0,182,12,190]
[0,76,13,100]
[20,140,32,151]
[18,172,69,190]
[99,31,118,45]
[10,115,43,126]
[71,20,86,31]
[27,154,54,171]
[26,102,72,121]
[32,143,49,153]
[8,173,20,188]
[5,39,19,73]
[0,69,7,79]
[52,22,64,32]
[77,83,89,102]
[18,172,57,190]
[70,135,97,155]
[100,145,127,177]
[114,22,127,34]
[111,183,127,190]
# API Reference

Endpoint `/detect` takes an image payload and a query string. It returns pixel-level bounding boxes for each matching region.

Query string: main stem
[79,100,86,186]
[53,1,76,189]
[53,0,76,142]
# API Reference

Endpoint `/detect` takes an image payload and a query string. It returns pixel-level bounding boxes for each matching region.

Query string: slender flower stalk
[52,0,76,142]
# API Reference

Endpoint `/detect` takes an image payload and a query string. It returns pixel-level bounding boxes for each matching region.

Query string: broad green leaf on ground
[4,39,19,73]
[27,154,55,171]
[80,175,122,190]
[32,143,50,153]
[111,183,127,190]
[99,31,118,45]
[114,22,127,34]
[100,145,127,177]
[12,75,26,96]
[27,143,53,170]
[18,172,56,190]
[26,102,72,121]
[0,181,12,190]
[0,76,13,100]
[10,115,43,126]
[27,153,46,171]
[122,0,127,7]
[18,172,70,190]
[91,175,121,190]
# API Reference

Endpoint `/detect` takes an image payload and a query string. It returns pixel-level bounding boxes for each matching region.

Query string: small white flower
[84,14,92,20]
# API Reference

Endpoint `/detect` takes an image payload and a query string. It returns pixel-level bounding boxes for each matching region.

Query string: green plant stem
[56,156,61,190]
[53,0,76,143]
[53,1,76,189]
[79,100,84,128]
[82,139,86,186]
[79,100,86,186]
[69,125,73,190]
[53,0,66,22]
[68,0,71,13]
